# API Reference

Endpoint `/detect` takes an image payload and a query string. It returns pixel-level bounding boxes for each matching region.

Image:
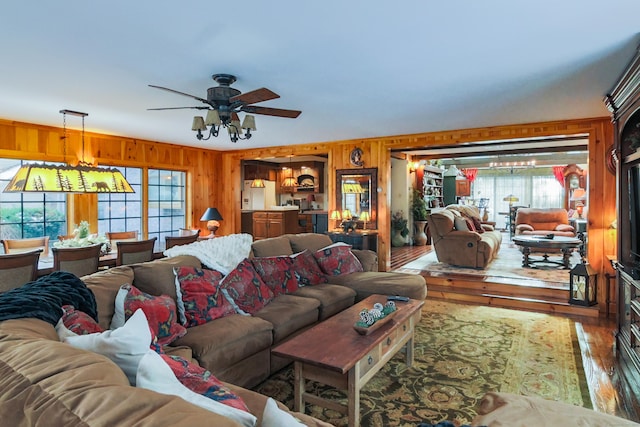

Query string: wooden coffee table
[512,235,582,269]
[272,295,424,427]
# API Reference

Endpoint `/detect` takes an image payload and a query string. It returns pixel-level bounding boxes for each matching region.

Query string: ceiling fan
[148,73,302,142]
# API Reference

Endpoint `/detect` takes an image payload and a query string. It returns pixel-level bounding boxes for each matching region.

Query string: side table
[327,231,378,252]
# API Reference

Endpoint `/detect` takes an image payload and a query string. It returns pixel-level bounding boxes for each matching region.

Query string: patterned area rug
[253,300,590,427]
[399,236,582,286]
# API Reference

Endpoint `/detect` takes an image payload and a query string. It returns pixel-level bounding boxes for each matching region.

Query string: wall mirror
[335,168,377,229]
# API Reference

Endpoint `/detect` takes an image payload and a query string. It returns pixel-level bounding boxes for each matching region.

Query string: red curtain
[461,168,478,183]
[553,166,565,187]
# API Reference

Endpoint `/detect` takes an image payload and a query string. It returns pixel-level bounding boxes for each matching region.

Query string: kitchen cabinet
[252,210,299,240]
[456,178,471,197]
[278,161,325,194]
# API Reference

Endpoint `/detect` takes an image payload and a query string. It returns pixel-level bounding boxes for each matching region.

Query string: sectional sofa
[0,232,427,427]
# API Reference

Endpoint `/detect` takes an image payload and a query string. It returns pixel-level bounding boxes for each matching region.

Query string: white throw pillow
[454,216,470,231]
[64,308,151,386]
[262,397,307,427]
[109,285,128,329]
[136,350,257,427]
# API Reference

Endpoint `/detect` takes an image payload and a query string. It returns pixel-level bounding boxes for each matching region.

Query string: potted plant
[411,189,429,245]
[391,211,409,247]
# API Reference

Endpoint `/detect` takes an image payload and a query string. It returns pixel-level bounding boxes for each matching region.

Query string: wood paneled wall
[0,116,617,314]
[0,118,222,236]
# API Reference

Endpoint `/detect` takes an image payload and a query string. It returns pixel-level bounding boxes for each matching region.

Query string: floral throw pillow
[111,284,187,346]
[313,243,364,276]
[61,305,104,335]
[221,258,274,315]
[290,249,328,286]
[174,266,236,327]
[251,256,298,296]
[161,353,250,413]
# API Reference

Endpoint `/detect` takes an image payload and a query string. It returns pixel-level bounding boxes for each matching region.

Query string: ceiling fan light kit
[150,73,301,144]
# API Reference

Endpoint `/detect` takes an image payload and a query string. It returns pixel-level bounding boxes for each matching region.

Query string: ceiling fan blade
[149,85,209,104]
[147,106,210,111]
[230,88,279,105]
[241,105,302,118]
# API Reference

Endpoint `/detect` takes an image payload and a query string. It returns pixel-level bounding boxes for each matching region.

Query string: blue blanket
[0,271,97,326]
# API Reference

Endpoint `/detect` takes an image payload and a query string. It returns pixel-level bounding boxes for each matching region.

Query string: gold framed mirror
[335,168,377,229]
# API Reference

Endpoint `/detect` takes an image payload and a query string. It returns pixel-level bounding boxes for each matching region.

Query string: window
[148,169,186,250]
[97,167,143,237]
[0,159,67,249]
[473,168,564,225]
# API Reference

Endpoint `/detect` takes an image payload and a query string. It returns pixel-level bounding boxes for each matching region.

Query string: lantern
[569,262,597,306]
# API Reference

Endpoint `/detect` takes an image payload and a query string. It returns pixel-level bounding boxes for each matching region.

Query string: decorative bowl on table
[353,301,397,335]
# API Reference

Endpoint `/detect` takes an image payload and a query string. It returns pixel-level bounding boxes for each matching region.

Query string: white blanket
[163,233,253,275]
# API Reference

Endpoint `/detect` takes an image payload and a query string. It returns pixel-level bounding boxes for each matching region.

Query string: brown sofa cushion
[293,283,356,320]
[0,318,223,426]
[251,236,293,257]
[254,294,320,343]
[173,313,273,374]
[82,266,134,330]
[130,255,201,300]
[287,232,333,253]
[328,271,427,302]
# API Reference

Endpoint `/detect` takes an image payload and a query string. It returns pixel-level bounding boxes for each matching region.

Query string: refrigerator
[242,180,277,210]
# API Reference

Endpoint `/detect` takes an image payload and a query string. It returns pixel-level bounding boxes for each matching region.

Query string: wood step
[428,289,599,317]
[392,246,601,317]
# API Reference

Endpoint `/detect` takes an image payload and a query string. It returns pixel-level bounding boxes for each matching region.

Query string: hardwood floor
[390,244,640,423]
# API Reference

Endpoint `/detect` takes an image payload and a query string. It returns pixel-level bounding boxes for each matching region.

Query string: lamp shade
[191,116,206,131]
[360,211,370,221]
[250,178,266,188]
[282,177,297,188]
[200,208,223,222]
[205,110,221,126]
[330,210,341,220]
[342,209,352,220]
[3,163,134,193]
[570,188,586,200]
[503,194,519,203]
[241,114,256,131]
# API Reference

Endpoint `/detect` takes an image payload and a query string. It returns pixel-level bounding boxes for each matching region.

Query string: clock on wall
[350,148,364,167]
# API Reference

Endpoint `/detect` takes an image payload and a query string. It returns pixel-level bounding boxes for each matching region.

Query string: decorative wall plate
[350,147,364,167]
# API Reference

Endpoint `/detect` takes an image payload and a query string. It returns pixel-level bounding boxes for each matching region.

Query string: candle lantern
[569,262,597,306]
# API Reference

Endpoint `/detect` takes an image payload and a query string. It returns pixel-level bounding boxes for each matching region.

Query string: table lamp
[200,207,223,238]
[503,194,519,207]
[360,211,370,229]
[330,210,341,229]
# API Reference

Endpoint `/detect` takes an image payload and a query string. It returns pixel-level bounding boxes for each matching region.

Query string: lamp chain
[62,111,67,164]
[81,115,86,164]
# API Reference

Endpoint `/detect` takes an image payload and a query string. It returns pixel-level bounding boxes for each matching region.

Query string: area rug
[253,300,590,427]
[398,237,582,287]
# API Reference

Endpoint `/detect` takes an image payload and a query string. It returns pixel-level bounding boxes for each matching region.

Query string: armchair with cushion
[428,208,502,269]
[514,208,575,237]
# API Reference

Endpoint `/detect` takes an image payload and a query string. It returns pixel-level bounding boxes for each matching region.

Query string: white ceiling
[1,1,639,151]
